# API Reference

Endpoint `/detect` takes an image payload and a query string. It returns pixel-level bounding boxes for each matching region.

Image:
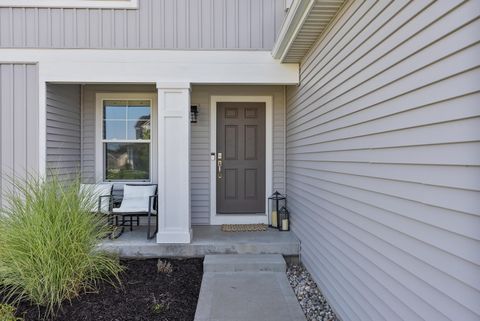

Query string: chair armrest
[148,195,158,214]
[147,194,158,240]
[98,195,113,213]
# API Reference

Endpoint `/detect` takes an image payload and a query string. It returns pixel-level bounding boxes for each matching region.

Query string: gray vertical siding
[0,63,38,207]
[286,1,480,321]
[46,84,81,181]
[80,84,285,225]
[0,0,285,50]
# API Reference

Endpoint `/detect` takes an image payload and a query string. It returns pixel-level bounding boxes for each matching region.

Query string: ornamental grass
[0,174,122,318]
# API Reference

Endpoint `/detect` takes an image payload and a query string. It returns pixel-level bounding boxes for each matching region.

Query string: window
[0,0,138,9]
[96,95,156,182]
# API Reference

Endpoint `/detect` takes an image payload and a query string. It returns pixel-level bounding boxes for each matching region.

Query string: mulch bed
[10,258,203,321]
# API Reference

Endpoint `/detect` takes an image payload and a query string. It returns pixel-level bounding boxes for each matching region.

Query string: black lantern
[190,105,199,123]
[268,191,286,228]
[278,206,290,231]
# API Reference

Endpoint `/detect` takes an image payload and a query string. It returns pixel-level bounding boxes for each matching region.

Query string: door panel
[217,102,266,214]
[225,125,238,160]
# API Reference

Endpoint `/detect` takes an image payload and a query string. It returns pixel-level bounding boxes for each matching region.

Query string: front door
[216,102,266,214]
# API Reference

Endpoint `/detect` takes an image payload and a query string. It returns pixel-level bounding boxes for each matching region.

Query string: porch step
[99,226,301,258]
[203,254,286,272]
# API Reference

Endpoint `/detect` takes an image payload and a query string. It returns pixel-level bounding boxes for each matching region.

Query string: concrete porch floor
[99,226,300,258]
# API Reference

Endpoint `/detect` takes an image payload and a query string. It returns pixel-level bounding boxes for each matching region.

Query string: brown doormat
[221,224,268,232]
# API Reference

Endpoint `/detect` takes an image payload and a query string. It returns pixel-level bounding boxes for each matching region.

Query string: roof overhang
[272,0,345,63]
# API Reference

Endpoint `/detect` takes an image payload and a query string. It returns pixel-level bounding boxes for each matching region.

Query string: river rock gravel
[287,264,338,321]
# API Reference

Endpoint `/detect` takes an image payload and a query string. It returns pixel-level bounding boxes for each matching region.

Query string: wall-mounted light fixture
[190,105,199,123]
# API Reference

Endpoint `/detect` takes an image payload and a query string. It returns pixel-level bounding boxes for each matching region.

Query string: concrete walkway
[194,254,306,321]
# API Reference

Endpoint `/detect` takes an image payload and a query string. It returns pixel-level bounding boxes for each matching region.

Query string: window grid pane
[104,120,127,140]
[104,142,150,181]
[103,100,151,142]
[127,120,151,140]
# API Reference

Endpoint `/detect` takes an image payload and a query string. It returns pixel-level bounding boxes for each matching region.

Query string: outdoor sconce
[190,105,199,123]
[278,206,290,231]
[268,191,286,229]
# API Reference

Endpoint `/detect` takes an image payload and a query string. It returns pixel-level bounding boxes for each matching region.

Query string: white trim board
[0,50,299,84]
[95,92,158,184]
[156,83,192,243]
[0,0,138,8]
[38,79,46,177]
[209,96,273,225]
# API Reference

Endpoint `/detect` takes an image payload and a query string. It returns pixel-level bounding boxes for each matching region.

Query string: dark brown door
[217,102,266,214]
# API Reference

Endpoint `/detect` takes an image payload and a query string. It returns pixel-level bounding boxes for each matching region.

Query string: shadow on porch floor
[99,226,300,259]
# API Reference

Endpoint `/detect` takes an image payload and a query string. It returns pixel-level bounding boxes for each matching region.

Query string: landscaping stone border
[287,264,338,321]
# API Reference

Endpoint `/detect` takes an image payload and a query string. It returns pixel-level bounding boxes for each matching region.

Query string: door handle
[217,160,223,179]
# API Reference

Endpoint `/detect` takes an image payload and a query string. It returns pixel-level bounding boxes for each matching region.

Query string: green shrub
[0,303,23,321]
[0,174,122,317]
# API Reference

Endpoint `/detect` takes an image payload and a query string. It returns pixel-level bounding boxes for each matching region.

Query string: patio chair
[111,184,158,240]
[80,183,116,233]
[79,183,114,214]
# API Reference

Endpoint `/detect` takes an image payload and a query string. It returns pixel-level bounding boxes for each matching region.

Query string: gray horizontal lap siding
[0,0,285,50]
[286,1,480,321]
[0,63,38,207]
[46,84,81,182]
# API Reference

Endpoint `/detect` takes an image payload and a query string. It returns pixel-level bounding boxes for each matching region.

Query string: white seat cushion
[80,183,113,213]
[117,185,157,213]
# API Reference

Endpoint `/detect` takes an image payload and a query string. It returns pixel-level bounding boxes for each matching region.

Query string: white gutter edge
[271,0,316,62]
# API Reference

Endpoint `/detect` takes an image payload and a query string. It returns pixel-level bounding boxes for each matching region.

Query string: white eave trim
[0,0,138,9]
[272,0,315,61]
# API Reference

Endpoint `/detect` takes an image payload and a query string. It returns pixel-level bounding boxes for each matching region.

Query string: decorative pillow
[118,185,157,212]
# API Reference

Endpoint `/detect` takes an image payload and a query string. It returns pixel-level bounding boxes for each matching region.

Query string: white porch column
[156,82,192,243]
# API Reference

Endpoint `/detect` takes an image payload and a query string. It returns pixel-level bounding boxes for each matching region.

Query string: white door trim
[210,96,273,225]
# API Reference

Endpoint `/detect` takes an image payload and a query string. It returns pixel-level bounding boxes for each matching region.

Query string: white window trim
[95,92,157,184]
[209,95,273,225]
[0,0,138,9]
